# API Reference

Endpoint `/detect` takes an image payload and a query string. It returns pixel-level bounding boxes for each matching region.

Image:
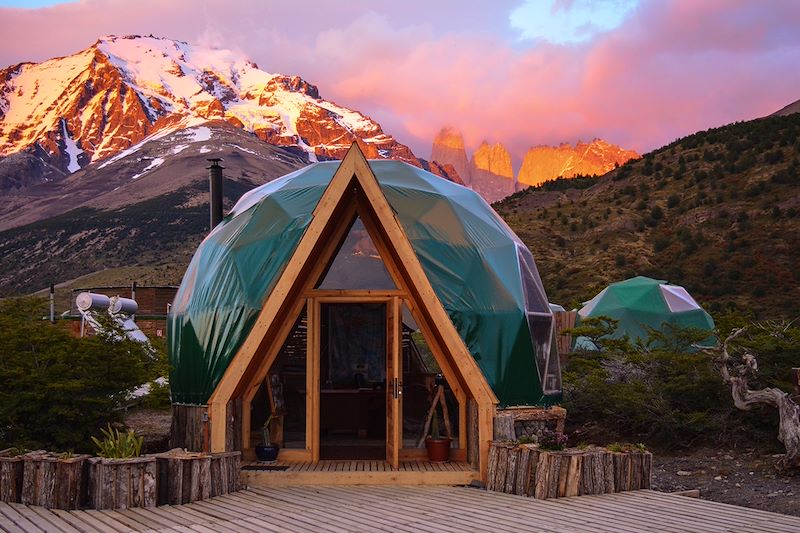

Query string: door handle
[391,378,403,399]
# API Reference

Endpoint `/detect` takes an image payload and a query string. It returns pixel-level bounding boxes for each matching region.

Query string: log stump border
[487,442,652,499]
[87,456,158,509]
[3,449,241,510]
[20,451,90,510]
[0,448,25,503]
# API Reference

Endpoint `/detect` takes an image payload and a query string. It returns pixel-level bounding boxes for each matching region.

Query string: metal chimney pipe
[49,283,55,323]
[207,158,225,230]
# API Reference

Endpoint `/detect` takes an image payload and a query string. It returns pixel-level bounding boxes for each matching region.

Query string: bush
[0,297,155,452]
[562,318,796,451]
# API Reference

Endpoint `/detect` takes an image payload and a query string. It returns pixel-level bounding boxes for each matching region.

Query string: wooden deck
[241,459,480,486]
[3,486,800,532]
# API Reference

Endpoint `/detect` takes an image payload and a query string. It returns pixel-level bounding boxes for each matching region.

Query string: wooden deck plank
[266,486,478,533]
[612,491,800,532]
[0,503,46,533]
[370,486,570,533]
[157,506,243,533]
[98,508,151,531]
[25,507,82,533]
[0,503,29,533]
[211,494,347,533]
[49,509,109,533]
[231,491,403,533]
[6,486,800,533]
[251,485,467,533]
[81,510,132,533]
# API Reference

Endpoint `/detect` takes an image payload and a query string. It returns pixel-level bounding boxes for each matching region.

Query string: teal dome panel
[168,160,558,406]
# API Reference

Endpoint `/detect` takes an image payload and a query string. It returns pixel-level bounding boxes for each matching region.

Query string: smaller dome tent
[575,276,715,349]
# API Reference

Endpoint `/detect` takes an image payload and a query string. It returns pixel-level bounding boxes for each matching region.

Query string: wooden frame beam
[207,143,498,480]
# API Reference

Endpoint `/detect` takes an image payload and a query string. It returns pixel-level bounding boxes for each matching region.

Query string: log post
[87,456,157,509]
[210,451,242,497]
[0,449,24,503]
[21,452,89,509]
[493,413,515,441]
[156,449,212,505]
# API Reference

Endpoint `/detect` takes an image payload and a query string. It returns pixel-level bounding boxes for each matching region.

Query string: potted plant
[425,410,452,462]
[255,415,279,461]
[88,424,157,509]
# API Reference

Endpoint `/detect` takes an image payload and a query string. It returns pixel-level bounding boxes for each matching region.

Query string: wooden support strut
[417,385,454,447]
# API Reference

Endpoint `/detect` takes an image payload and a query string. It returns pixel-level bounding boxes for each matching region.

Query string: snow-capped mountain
[0,35,418,188]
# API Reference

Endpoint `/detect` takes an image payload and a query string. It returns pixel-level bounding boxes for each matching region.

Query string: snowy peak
[0,34,417,186]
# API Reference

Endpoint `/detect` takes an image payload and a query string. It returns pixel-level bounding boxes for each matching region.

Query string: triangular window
[317,216,397,290]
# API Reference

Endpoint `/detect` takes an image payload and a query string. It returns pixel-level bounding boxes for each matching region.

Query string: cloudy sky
[1,0,798,160]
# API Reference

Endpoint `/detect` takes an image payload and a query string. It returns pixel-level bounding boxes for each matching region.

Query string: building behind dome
[168,144,560,480]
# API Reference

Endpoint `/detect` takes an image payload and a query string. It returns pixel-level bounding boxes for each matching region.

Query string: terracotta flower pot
[425,437,452,462]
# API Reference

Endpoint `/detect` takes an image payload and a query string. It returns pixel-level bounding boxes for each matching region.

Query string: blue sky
[0,0,74,6]
[510,0,639,44]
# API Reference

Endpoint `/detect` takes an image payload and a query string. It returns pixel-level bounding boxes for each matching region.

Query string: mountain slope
[0,123,308,293]
[0,34,417,189]
[497,113,800,317]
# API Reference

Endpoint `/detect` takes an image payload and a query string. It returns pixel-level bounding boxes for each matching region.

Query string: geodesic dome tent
[168,155,560,409]
[574,276,715,349]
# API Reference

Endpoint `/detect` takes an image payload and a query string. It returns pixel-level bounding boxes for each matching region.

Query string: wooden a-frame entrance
[207,144,498,480]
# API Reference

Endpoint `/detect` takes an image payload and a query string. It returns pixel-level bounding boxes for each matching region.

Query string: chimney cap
[206,157,225,169]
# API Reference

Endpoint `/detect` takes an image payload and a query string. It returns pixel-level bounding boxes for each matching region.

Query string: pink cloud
[1,0,798,164]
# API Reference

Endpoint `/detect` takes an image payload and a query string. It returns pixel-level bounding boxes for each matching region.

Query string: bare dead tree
[704,327,800,468]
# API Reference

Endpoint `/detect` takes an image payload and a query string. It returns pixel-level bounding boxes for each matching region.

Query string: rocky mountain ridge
[429,127,639,202]
[0,34,420,191]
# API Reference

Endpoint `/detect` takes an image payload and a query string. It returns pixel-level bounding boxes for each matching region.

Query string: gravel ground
[652,447,799,516]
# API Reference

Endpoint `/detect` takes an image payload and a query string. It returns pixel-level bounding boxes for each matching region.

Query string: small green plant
[5,446,28,457]
[517,436,536,445]
[58,451,75,460]
[607,442,647,453]
[261,415,274,446]
[91,424,143,459]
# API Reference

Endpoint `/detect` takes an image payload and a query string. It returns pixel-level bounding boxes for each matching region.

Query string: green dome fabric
[575,276,715,349]
[168,160,559,406]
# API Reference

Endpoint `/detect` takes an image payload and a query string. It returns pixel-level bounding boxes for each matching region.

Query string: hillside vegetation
[0,178,255,296]
[497,113,800,317]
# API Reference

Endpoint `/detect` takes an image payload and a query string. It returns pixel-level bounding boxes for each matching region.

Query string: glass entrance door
[319,302,389,460]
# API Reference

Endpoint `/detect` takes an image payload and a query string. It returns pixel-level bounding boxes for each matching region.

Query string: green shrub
[0,297,154,452]
[562,318,796,451]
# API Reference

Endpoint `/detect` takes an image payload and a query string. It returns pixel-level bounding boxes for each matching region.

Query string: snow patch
[187,126,211,143]
[60,119,83,173]
[227,143,257,155]
[130,157,164,180]
[199,145,211,154]
[171,144,189,155]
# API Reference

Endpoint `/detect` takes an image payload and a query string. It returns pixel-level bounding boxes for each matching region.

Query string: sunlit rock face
[430,126,471,185]
[518,139,639,187]
[470,141,515,202]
